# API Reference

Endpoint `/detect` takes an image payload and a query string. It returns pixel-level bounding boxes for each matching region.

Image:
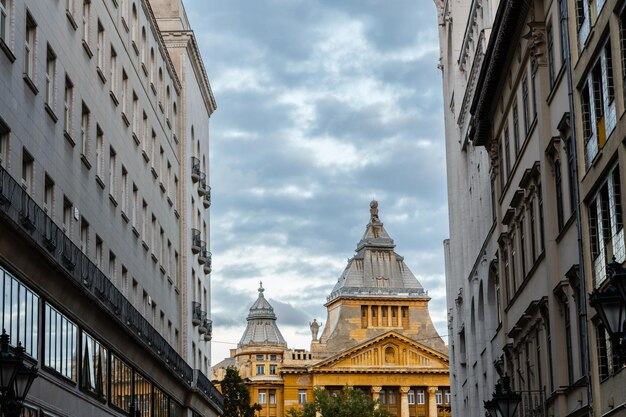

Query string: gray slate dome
[327,201,427,302]
[238,283,287,347]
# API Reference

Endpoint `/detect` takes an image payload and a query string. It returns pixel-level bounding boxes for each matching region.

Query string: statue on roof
[310,319,321,341]
[370,200,380,223]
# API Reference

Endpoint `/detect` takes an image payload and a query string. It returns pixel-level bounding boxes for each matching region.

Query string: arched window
[141,27,147,63]
[150,48,155,84]
[131,4,138,44]
[158,68,163,105]
[166,86,171,120]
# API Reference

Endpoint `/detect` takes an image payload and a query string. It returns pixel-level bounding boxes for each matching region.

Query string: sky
[183,0,448,365]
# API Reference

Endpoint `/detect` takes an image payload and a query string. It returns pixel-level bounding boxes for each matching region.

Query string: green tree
[286,386,391,417]
[221,367,262,417]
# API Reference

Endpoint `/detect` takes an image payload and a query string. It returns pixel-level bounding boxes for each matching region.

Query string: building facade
[213,203,451,417]
[0,0,220,415]
[436,0,626,416]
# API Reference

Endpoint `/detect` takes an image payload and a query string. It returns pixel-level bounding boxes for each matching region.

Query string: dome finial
[259,281,264,293]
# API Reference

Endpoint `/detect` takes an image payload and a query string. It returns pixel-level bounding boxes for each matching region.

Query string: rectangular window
[109,147,116,198]
[256,364,265,375]
[582,39,616,167]
[269,364,277,375]
[44,303,77,381]
[96,125,103,178]
[576,0,590,48]
[96,20,104,70]
[131,184,138,227]
[95,235,102,268]
[110,354,132,412]
[416,389,425,404]
[21,149,33,192]
[504,127,511,176]
[555,160,564,230]
[142,200,147,237]
[445,391,451,404]
[121,70,128,115]
[0,266,39,358]
[522,75,530,135]
[436,391,443,405]
[269,390,276,405]
[0,0,8,43]
[408,390,415,405]
[64,76,73,135]
[108,251,116,281]
[24,13,36,81]
[298,390,307,404]
[135,371,152,417]
[154,386,168,417]
[0,121,7,167]
[44,174,54,214]
[45,46,56,108]
[82,0,90,44]
[589,164,624,286]
[62,196,72,234]
[81,102,90,158]
[121,166,128,213]
[547,21,555,87]
[109,47,117,94]
[258,391,266,405]
[80,331,107,399]
[80,216,89,253]
[512,102,520,154]
[132,92,138,134]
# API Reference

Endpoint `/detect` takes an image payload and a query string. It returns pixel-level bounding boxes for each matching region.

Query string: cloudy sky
[184,0,447,364]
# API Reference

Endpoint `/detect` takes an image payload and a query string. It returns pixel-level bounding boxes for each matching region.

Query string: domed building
[212,202,451,417]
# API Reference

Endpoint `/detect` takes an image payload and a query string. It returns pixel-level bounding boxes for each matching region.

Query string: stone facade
[212,203,450,417]
[0,0,219,415]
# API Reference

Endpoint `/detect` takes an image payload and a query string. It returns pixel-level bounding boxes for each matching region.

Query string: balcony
[191,157,200,183]
[198,311,208,334]
[198,247,208,265]
[202,250,212,275]
[198,172,207,196]
[202,187,211,209]
[203,318,212,341]
[191,229,202,254]
[0,164,223,411]
[192,301,202,326]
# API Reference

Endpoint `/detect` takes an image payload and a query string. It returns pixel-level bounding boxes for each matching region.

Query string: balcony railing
[202,187,211,208]
[0,164,222,411]
[517,390,546,417]
[191,157,200,183]
[198,172,207,196]
[191,228,202,254]
[198,246,208,265]
[192,301,202,326]
[203,318,212,341]
[198,311,208,334]
[202,250,212,275]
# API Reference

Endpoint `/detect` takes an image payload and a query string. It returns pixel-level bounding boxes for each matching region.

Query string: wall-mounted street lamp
[589,260,626,363]
[484,376,521,417]
[0,330,38,417]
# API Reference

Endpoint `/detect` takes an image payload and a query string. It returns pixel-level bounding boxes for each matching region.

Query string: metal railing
[201,249,212,274]
[203,187,211,208]
[195,369,224,411]
[191,157,200,182]
[192,301,202,326]
[518,390,546,417]
[0,165,223,411]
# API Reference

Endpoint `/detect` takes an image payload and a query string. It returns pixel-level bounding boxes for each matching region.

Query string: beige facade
[436,0,592,416]
[0,0,219,415]
[213,204,450,417]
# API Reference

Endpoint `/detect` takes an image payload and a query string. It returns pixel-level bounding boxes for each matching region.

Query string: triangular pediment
[310,331,448,372]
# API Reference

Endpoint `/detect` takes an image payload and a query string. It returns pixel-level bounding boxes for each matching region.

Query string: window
[132,92,138,134]
[131,4,138,46]
[81,331,107,399]
[66,0,75,15]
[44,174,54,214]
[576,0,590,48]
[141,27,147,64]
[269,390,276,404]
[445,391,451,404]
[258,391,266,405]
[298,390,307,404]
[435,390,443,405]
[522,75,530,135]
[64,76,73,135]
[109,251,116,281]
[512,102,520,154]
[270,354,277,361]
[141,200,147,237]
[269,364,277,375]
[109,147,116,198]
[96,125,103,179]
[21,149,33,192]
[95,235,102,268]
[62,196,72,234]
[110,354,132,412]
[121,70,128,115]
[121,166,128,213]
[503,127,511,176]
[109,47,117,94]
[0,266,39,358]
[45,46,56,108]
[0,0,9,43]
[416,389,425,404]
[96,20,104,70]
[135,371,152,417]
[555,159,564,230]
[256,365,265,375]
[547,21,555,87]
[589,165,624,286]
[0,122,7,167]
[581,39,616,167]
[132,183,138,227]
[82,0,90,45]
[559,0,567,65]
[80,216,89,253]
[154,386,168,417]
[81,103,90,158]
[44,303,77,381]
[408,390,415,405]
[24,13,36,81]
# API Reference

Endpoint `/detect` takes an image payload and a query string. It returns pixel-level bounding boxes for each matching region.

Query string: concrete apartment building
[435,0,593,416]
[0,0,221,415]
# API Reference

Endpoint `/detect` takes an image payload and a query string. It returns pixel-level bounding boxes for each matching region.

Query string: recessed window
[24,13,37,81]
[82,0,90,44]
[109,46,117,94]
[0,0,10,44]
[0,119,8,168]
[109,146,116,198]
[258,391,266,404]
[45,46,56,109]
[96,125,103,178]
[44,174,54,214]
[64,76,74,136]
[96,20,104,70]
[121,166,128,212]
[298,390,307,404]
[256,365,264,375]
[62,196,72,234]
[21,148,33,192]
[81,102,90,158]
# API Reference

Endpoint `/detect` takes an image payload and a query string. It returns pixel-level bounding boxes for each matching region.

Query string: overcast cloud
[184,0,447,365]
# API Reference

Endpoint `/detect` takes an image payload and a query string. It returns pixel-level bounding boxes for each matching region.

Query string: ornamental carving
[523,22,547,67]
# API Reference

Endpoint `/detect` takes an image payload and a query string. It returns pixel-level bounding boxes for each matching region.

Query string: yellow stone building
[212,203,451,417]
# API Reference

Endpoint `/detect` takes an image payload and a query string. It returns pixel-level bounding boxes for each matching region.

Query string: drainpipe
[560,0,593,413]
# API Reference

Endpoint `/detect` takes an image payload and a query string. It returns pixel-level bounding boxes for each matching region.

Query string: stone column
[371,386,382,409]
[400,386,410,417]
[387,306,392,326]
[427,387,438,417]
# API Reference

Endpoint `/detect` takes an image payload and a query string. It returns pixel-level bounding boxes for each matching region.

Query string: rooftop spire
[238,284,287,347]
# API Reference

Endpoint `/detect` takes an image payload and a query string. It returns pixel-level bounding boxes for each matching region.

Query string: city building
[212,203,451,417]
[434,0,626,416]
[0,0,220,415]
